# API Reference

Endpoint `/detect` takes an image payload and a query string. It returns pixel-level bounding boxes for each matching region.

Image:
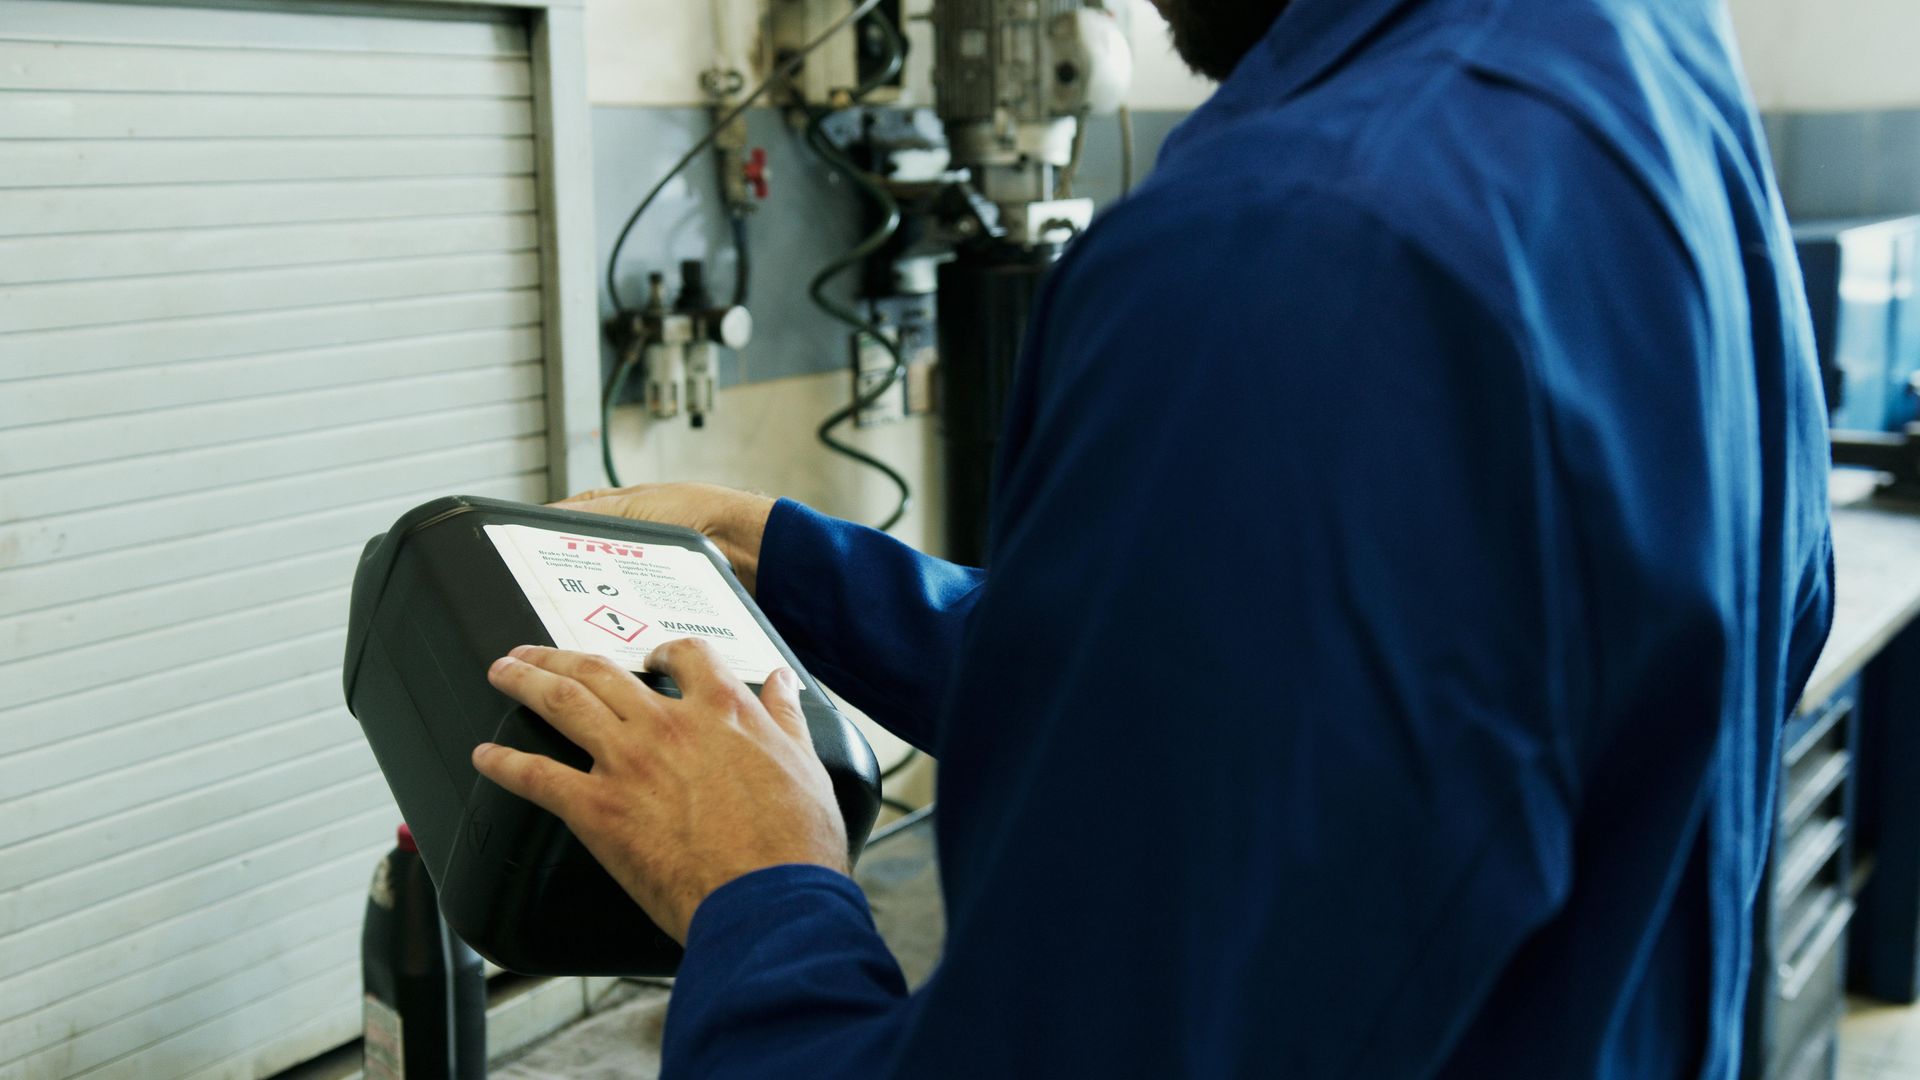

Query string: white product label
[363,993,404,1079]
[484,524,790,685]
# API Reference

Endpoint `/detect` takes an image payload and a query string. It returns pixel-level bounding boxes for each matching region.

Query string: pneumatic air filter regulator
[639,262,752,428]
[643,272,688,420]
[677,260,718,428]
[674,259,753,429]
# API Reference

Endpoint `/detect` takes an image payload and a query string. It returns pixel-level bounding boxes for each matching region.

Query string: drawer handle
[1775,818,1846,905]
[1785,696,1851,769]
[1778,898,1854,1002]
[1782,751,1850,833]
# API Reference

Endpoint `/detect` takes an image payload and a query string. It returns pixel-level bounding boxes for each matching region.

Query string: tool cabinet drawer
[1749,679,1860,1080]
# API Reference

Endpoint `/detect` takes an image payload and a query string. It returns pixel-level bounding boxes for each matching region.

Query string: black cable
[796,7,911,533]
[880,746,919,781]
[880,795,917,816]
[602,0,886,314]
[868,803,934,844]
[803,107,913,532]
[854,4,905,98]
[728,213,751,307]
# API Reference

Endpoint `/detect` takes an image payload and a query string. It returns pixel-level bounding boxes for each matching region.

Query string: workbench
[1803,474,1920,716]
[1827,481,1920,1006]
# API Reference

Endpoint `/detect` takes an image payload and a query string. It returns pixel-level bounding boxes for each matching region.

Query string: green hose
[601,345,642,487]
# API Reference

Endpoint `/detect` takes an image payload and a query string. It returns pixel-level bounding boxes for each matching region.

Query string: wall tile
[1775,109,1879,220]
[1871,108,1920,216]
[1768,107,1920,222]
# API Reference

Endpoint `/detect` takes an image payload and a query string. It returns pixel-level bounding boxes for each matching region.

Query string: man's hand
[554,483,777,595]
[471,640,849,943]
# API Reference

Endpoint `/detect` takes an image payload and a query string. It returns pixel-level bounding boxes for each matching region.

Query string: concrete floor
[1842,997,1920,1079]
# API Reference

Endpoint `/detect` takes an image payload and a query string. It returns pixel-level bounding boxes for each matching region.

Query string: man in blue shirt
[473,0,1835,1074]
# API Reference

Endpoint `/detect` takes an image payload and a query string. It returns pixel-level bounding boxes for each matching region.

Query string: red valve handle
[743,147,769,200]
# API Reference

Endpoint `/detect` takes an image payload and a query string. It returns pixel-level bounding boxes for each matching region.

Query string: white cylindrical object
[1059,7,1133,115]
[714,305,754,351]
[685,341,718,422]
[646,341,684,418]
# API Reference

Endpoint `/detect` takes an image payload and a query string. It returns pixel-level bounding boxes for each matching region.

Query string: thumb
[758,668,808,738]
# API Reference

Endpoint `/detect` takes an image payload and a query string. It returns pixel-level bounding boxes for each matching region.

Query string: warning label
[484,523,789,684]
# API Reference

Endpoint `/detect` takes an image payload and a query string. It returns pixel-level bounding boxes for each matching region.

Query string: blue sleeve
[754,500,985,751]
[660,865,911,1076]
[660,181,1583,1077]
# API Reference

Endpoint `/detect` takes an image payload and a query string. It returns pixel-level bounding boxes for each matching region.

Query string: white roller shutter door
[0,0,572,1074]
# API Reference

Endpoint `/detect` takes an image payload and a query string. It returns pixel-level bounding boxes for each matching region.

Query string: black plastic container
[362,824,486,1080]
[343,495,882,975]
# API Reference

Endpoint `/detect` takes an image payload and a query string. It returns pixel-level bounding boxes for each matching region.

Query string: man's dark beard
[1157,0,1293,82]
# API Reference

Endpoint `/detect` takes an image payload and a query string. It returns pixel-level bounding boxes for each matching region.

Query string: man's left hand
[471,640,850,943]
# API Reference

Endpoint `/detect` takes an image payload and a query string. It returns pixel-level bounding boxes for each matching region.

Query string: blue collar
[1157,0,1430,162]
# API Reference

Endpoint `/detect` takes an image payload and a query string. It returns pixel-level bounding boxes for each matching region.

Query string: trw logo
[560,536,645,559]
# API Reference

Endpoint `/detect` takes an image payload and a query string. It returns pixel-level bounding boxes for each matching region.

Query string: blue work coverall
[663,0,1836,1074]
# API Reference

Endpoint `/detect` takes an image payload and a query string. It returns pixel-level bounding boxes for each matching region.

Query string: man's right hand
[554,483,778,595]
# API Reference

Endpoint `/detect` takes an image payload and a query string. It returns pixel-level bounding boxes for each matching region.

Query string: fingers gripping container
[343,496,882,976]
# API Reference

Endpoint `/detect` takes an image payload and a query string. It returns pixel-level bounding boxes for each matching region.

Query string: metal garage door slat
[7,587,350,709]
[0,545,361,663]
[0,891,363,1070]
[0,214,540,286]
[102,962,366,1080]
[4,679,355,810]
[0,40,531,97]
[0,289,543,378]
[13,926,363,1078]
[0,842,387,1023]
[0,872,366,1043]
[0,688,349,841]
[2,135,536,189]
[0,91,536,139]
[3,708,362,857]
[0,176,541,236]
[0,631,347,756]
[0,363,545,472]
[0,0,527,56]
[0,470,548,619]
[3,773,388,927]
[0,805,396,998]
[0,325,544,426]
[0,249,542,331]
[0,434,547,567]
[0,772,391,935]
[5,399,547,519]
[4,741,378,893]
